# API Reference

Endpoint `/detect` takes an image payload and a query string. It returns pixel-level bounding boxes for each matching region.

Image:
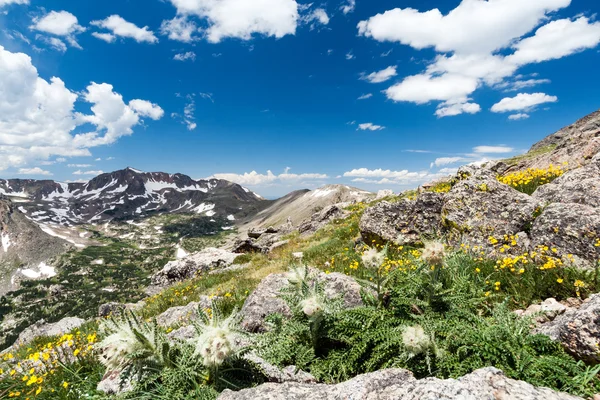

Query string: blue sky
[0,0,599,197]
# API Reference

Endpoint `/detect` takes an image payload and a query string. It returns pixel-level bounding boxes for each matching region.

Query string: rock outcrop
[240,270,364,332]
[9,317,86,349]
[529,203,600,267]
[360,193,444,246]
[536,294,600,364]
[533,160,600,207]
[442,168,541,252]
[218,367,582,400]
[148,248,238,293]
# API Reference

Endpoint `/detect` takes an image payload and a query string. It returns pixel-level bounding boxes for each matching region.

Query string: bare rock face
[442,168,541,252]
[513,109,600,171]
[218,367,583,400]
[240,270,364,333]
[148,248,238,292]
[359,192,445,246]
[533,161,600,207]
[529,203,600,267]
[536,294,600,364]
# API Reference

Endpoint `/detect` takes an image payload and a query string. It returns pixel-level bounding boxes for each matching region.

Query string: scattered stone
[244,353,316,384]
[536,294,600,364]
[233,238,264,254]
[516,298,568,323]
[360,192,445,246]
[217,367,582,400]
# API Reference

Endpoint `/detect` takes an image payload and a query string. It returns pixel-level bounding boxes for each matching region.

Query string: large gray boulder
[536,294,600,364]
[360,192,445,246]
[218,367,582,400]
[442,168,541,253]
[155,296,212,328]
[239,274,292,332]
[11,317,86,349]
[529,203,600,267]
[533,161,600,207]
[299,205,349,235]
[240,270,364,333]
[149,248,238,292]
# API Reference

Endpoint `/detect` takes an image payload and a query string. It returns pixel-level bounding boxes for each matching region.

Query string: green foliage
[436,303,600,397]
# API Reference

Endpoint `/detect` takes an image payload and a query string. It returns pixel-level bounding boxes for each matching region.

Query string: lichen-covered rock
[533,161,600,207]
[12,317,86,348]
[298,205,349,235]
[529,203,600,267]
[149,248,238,291]
[155,296,212,328]
[360,192,445,246]
[240,274,292,332]
[217,367,582,400]
[442,168,541,252]
[240,270,364,333]
[536,294,600,364]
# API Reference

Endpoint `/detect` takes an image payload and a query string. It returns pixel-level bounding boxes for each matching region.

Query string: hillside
[0,197,71,295]
[0,109,599,399]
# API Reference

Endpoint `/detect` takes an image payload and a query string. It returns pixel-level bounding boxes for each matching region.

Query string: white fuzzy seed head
[421,241,446,265]
[300,296,323,317]
[362,247,386,270]
[402,325,431,356]
[286,265,308,285]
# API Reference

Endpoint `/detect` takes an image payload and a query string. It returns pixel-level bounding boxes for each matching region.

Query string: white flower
[421,241,446,265]
[192,307,242,367]
[402,325,431,356]
[286,265,308,285]
[97,319,157,369]
[300,296,323,317]
[362,247,386,269]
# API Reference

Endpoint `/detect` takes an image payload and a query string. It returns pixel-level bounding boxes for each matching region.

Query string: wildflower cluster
[0,329,98,398]
[498,164,565,194]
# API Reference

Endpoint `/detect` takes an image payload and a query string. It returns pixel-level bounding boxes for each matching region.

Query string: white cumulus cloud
[508,113,530,121]
[160,16,198,42]
[357,1,600,117]
[0,46,163,171]
[213,168,328,186]
[491,92,558,113]
[91,15,158,44]
[341,0,355,15]
[73,170,104,176]
[361,66,397,83]
[17,167,52,176]
[165,0,299,43]
[0,0,29,6]
[31,10,85,49]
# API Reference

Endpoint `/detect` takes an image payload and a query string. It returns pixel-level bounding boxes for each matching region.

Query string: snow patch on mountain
[1,233,10,253]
